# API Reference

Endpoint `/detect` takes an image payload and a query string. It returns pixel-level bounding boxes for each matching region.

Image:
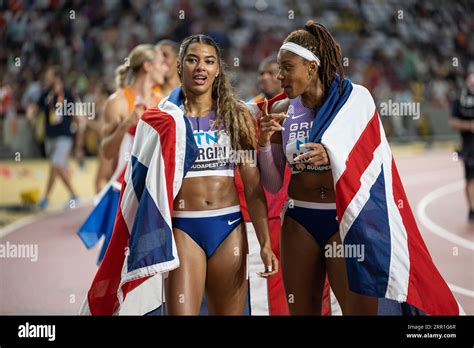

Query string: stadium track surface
[0,149,472,314]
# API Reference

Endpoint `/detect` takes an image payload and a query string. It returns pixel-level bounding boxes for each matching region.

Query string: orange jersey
[152,84,166,103]
[249,94,265,104]
[122,86,135,113]
[121,86,162,137]
[123,85,163,111]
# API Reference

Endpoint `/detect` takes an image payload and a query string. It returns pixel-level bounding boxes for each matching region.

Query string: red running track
[0,150,472,314]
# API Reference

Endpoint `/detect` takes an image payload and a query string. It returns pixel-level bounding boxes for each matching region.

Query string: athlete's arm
[239,107,278,278]
[240,163,278,278]
[257,98,289,147]
[257,98,289,193]
[100,93,137,159]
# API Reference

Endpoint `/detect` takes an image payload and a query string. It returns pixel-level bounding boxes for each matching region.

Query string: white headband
[279,42,321,66]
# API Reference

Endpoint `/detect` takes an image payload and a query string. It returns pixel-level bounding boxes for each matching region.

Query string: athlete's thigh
[205,223,248,315]
[165,228,207,315]
[280,215,325,315]
[324,231,348,313]
[324,232,378,315]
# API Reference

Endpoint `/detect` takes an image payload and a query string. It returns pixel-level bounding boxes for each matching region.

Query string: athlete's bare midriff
[173,175,240,211]
[288,170,335,203]
[265,99,335,203]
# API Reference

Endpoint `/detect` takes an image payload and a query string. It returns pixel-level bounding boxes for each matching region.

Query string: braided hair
[284,20,345,94]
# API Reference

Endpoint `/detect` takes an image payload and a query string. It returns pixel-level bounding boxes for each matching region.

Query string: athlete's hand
[294,142,330,167]
[258,98,287,147]
[258,245,278,278]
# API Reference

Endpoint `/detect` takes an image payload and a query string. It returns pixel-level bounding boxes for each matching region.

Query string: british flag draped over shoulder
[281,75,462,315]
[80,88,198,315]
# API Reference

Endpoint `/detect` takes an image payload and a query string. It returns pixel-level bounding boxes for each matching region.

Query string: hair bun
[304,21,317,36]
[304,20,330,36]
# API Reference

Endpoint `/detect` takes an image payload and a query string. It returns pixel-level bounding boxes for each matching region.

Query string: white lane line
[416,180,474,251]
[409,168,474,303]
[0,213,48,239]
[448,283,474,298]
[403,167,460,187]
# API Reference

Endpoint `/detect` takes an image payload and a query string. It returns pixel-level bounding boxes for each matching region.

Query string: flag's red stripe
[256,91,287,110]
[321,276,331,316]
[120,109,177,301]
[336,111,381,222]
[88,108,180,315]
[391,158,459,315]
[121,276,152,299]
[142,108,177,216]
[267,218,289,315]
[88,182,129,315]
[117,167,126,185]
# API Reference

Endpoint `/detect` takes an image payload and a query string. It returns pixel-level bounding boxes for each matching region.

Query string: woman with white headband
[257,20,378,315]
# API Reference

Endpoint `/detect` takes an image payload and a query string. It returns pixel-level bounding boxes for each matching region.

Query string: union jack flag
[80,88,198,315]
[305,76,463,315]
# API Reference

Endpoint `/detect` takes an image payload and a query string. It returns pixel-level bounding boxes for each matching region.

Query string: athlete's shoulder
[156,96,185,118]
[139,105,178,135]
[103,89,129,122]
[350,83,375,105]
[106,89,129,108]
[142,97,187,127]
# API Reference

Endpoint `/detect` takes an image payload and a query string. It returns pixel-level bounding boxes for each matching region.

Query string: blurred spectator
[156,39,181,95]
[34,66,80,210]
[450,73,474,221]
[0,0,472,155]
[250,55,282,103]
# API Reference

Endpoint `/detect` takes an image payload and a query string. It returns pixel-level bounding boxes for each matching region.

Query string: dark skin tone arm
[258,98,335,202]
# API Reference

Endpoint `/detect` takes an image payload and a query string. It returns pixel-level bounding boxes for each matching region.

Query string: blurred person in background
[35,66,80,210]
[100,44,167,160]
[81,82,113,193]
[250,55,282,104]
[156,39,181,96]
[78,44,168,264]
[450,73,474,222]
